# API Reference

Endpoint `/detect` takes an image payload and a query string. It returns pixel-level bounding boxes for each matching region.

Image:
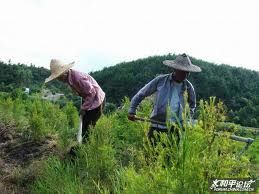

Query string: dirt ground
[0,122,57,194]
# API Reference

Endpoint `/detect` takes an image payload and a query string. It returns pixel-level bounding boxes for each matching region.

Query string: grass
[30,97,253,193]
[0,94,257,193]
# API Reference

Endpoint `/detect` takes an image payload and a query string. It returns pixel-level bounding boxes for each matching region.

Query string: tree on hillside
[0,55,258,127]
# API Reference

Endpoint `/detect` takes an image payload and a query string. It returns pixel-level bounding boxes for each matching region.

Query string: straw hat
[45,59,75,83]
[163,54,201,72]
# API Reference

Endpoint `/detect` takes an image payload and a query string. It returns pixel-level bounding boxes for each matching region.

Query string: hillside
[91,54,259,127]
[0,57,258,193]
[0,94,257,193]
[91,54,259,105]
[0,60,81,108]
[0,55,258,127]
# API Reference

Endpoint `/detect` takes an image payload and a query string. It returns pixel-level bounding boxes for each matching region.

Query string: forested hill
[0,60,70,94]
[91,54,259,127]
[0,54,258,127]
[91,54,259,104]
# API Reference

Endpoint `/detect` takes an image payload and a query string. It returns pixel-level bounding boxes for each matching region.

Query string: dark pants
[82,101,104,142]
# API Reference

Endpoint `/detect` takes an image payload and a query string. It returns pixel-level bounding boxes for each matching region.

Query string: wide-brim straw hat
[163,54,201,72]
[45,59,75,83]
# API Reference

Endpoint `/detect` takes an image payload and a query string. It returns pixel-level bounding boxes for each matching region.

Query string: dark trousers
[82,101,104,142]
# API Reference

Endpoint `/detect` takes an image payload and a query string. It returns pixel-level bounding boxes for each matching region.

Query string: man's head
[163,54,201,81]
[45,59,74,84]
[173,69,190,82]
[57,70,69,82]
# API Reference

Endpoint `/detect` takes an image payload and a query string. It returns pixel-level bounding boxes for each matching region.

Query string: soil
[0,122,57,194]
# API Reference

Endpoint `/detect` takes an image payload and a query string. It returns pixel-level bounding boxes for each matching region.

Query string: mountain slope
[0,55,258,127]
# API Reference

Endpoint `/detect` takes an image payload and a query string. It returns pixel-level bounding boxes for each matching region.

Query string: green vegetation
[1,54,258,127]
[91,55,259,128]
[30,97,257,193]
[0,60,81,108]
[0,91,257,193]
[0,92,79,148]
[0,55,258,192]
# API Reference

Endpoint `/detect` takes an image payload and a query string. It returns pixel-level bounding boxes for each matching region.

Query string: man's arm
[128,76,160,117]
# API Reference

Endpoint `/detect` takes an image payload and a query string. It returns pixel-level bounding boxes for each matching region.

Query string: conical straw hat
[45,59,75,83]
[163,54,201,72]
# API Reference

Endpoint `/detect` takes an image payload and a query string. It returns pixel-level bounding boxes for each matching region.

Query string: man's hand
[128,114,136,121]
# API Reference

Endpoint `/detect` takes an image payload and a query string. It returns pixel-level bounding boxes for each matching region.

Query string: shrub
[1,95,252,193]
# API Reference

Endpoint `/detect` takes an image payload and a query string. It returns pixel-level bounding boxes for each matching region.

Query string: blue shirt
[128,73,196,129]
[170,81,183,123]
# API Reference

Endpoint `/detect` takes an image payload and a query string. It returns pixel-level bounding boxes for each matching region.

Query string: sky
[0,0,259,73]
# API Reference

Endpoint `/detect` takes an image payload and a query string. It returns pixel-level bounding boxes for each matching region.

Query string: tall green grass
[29,97,253,193]
[0,92,254,193]
[0,93,78,148]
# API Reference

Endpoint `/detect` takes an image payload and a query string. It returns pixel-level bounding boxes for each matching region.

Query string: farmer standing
[45,59,105,142]
[128,54,201,143]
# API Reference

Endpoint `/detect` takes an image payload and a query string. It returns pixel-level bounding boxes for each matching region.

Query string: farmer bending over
[128,54,201,144]
[45,59,105,143]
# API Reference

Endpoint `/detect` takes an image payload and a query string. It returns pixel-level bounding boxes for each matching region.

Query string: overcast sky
[0,0,259,72]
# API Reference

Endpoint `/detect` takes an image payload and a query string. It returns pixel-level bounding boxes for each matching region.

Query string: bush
[31,116,117,193]
[103,102,117,115]
[31,97,252,193]
[0,93,78,144]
